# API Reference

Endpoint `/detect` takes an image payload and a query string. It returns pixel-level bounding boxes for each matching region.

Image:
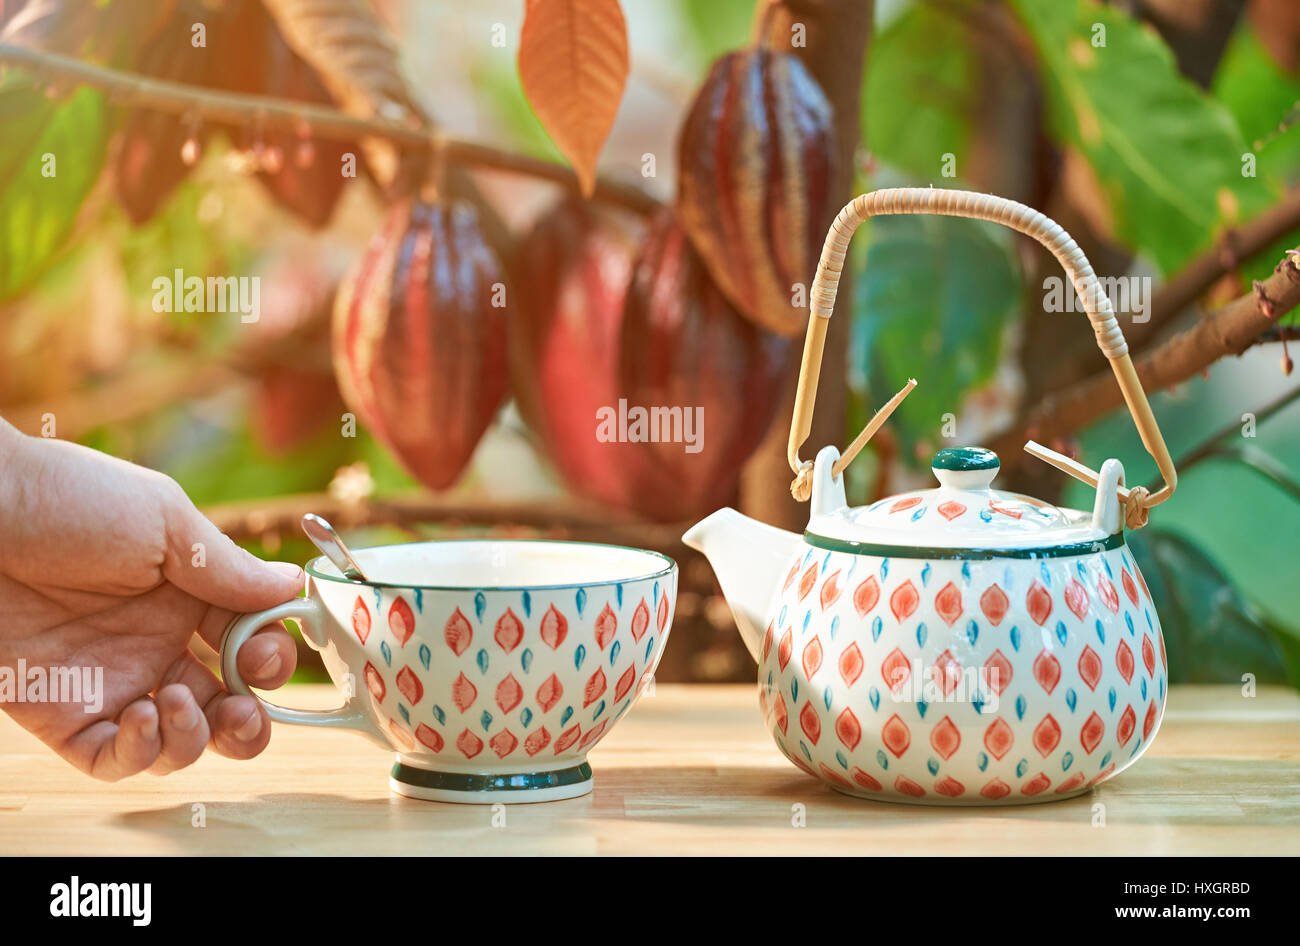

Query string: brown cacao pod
[616,211,793,521]
[332,199,509,490]
[510,198,644,509]
[113,3,225,223]
[227,0,354,227]
[676,47,835,336]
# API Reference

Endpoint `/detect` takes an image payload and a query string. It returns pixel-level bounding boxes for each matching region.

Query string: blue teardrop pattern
[872,616,883,642]
[880,559,889,581]
[1125,612,1135,636]
[869,687,880,712]
[917,700,928,719]
[1065,688,1077,712]
[398,704,410,724]
[474,591,487,623]
[592,700,606,721]
[522,590,532,618]
[521,648,534,673]
[1016,758,1029,778]
[521,707,533,728]
[1108,687,1117,711]
[1055,621,1068,646]
[480,710,493,731]
[616,583,623,608]
[823,686,833,710]
[575,587,587,617]
[560,705,574,726]
[830,615,840,640]
[927,758,940,776]
[432,704,446,725]
[414,589,423,613]
[1015,695,1027,720]
[477,649,489,675]
[1095,619,1105,644]
[790,678,799,703]
[916,623,928,647]
[876,750,889,771]
[1062,751,1074,771]
[1010,625,1021,652]
[574,645,586,670]
[965,619,979,646]
[977,751,989,772]
[380,640,392,668]
[921,563,932,587]
[418,643,431,671]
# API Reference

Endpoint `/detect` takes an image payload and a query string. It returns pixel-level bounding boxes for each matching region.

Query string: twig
[1130,187,1300,349]
[1151,384,1300,489]
[203,490,693,550]
[0,44,662,215]
[988,247,1300,468]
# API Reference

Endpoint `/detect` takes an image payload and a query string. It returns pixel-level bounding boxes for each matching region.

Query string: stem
[0,44,662,216]
[1130,187,1300,350]
[988,247,1300,469]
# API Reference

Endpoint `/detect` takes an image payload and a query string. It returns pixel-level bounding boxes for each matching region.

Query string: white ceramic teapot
[684,188,1178,804]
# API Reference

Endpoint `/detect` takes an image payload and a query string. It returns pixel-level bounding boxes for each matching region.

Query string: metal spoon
[301,513,369,582]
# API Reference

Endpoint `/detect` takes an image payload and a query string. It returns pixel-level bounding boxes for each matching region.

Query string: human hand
[0,420,303,779]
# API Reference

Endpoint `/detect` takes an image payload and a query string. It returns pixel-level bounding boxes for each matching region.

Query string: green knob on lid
[932,447,1000,472]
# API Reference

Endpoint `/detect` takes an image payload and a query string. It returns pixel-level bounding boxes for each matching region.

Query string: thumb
[161,489,303,612]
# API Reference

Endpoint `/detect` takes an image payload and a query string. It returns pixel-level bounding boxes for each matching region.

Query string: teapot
[684,188,1178,804]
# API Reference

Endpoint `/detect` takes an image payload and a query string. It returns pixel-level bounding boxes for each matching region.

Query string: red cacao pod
[676,47,835,336]
[616,211,793,521]
[332,199,508,490]
[510,198,644,508]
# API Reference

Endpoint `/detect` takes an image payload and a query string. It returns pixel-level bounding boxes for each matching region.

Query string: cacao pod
[510,198,644,508]
[332,199,509,490]
[676,47,835,336]
[227,0,353,227]
[247,249,347,454]
[616,211,793,521]
[113,3,225,223]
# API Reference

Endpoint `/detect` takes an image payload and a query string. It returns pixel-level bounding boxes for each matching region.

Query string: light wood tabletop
[0,683,1297,856]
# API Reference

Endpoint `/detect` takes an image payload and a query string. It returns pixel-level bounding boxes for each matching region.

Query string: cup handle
[220,597,384,740]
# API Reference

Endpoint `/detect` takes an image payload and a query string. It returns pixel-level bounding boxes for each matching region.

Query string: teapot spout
[683,508,804,662]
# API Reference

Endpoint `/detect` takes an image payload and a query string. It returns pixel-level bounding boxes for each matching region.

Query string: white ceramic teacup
[221,539,678,803]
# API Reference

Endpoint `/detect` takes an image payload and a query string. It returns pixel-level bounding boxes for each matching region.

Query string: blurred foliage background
[1,0,1297,686]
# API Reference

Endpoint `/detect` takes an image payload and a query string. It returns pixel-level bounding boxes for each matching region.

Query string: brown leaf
[518,0,628,196]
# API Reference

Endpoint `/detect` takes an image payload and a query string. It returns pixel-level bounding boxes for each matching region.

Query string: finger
[160,649,286,759]
[206,693,272,761]
[146,683,210,775]
[62,698,162,782]
[194,607,298,690]
[159,483,303,612]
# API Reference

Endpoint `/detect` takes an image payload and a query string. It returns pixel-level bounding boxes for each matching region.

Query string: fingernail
[253,652,282,680]
[171,701,200,732]
[139,713,159,742]
[269,561,304,582]
[234,711,263,742]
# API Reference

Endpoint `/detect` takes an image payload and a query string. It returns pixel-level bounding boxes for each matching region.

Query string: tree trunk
[739,0,874,530]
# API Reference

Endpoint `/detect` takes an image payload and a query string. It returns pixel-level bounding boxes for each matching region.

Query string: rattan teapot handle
[787,187,1176,528]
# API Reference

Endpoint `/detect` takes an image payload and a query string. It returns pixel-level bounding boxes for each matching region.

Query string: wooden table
[1,684,1297,855]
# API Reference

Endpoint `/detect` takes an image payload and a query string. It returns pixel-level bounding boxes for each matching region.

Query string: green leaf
[862,1,977,179]
[1008,0,1268,272]
[850,213,1020,460]
[1127,529,1293,686]
[675,0,756,67]
[0,77,107,300]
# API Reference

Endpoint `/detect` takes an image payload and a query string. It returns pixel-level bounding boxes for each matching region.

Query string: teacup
[220,539,678,803]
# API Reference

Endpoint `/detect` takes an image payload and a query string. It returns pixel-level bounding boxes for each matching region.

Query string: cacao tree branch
[1127,187,1300,349]
[987,247,1300,469]
[0,44,663,215]
[203,490,693,550]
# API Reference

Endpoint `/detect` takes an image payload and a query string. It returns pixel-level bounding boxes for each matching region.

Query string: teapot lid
[807,446,1114,555]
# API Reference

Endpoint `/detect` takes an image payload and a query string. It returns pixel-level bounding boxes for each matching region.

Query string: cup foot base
[388,761,593,804]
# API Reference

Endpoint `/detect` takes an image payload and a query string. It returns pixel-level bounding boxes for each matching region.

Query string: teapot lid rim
[802,528,1125,560]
